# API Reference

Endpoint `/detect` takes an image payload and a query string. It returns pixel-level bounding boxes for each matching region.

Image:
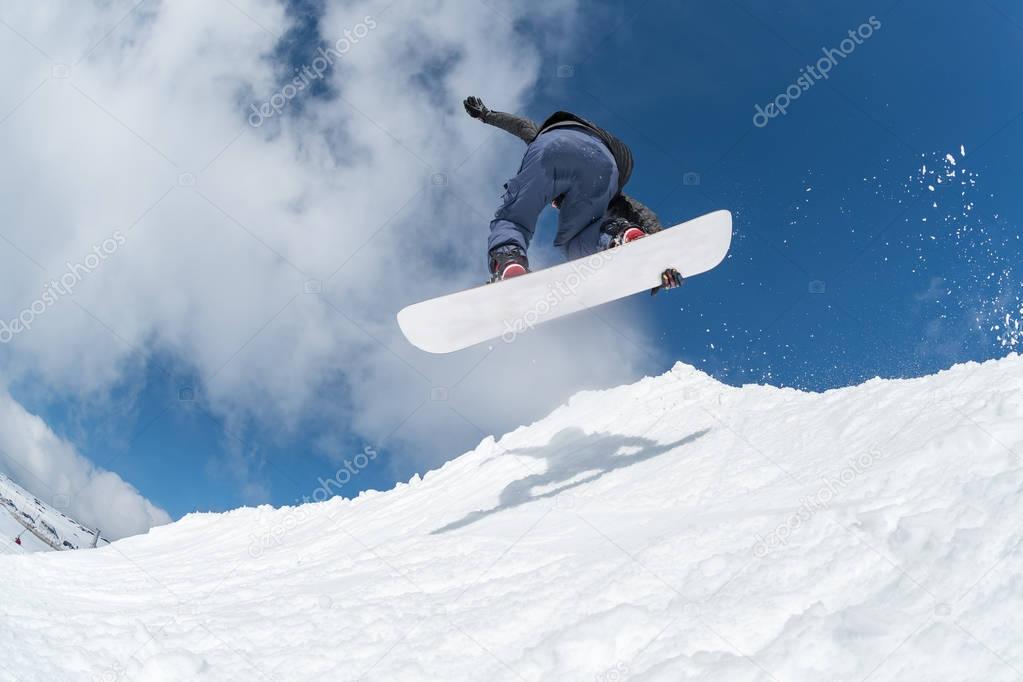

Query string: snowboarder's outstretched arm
[464,94,663,238]
[463,96,538,143]
[608,193,663,234]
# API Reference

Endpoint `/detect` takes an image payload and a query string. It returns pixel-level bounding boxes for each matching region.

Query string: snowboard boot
[488,244,529,282]
[598,217,649,250]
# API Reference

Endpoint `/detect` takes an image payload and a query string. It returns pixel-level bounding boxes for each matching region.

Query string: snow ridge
[1,356,1022,681]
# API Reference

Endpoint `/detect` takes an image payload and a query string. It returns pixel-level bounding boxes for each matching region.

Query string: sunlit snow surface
[1,356,1022,680]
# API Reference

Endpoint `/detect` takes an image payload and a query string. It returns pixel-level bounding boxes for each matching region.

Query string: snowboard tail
[397,210,732,353]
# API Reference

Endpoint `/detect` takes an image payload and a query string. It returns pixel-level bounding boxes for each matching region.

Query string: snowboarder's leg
[551,134,619,261]
[488,141,558,256]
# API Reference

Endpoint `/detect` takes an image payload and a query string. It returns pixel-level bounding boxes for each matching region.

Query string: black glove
[463,96,489,121]
[651,269,684,296]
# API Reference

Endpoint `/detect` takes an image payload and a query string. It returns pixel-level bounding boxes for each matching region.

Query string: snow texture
[1,355,1022,681]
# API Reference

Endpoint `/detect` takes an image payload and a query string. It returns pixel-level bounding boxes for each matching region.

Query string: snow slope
[1,356,1022,681]
[0,472,106,554]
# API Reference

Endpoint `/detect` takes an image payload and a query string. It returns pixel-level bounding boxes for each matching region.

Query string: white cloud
[0,0,663,511]
[0,384,170,538]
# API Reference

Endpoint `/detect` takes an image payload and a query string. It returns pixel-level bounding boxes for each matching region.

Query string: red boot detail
[500,262,527,279]
[621,227,647,244]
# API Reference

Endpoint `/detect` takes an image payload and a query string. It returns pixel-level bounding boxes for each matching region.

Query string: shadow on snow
[432,426,710,534]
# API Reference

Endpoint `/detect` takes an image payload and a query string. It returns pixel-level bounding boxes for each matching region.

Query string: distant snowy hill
[0,472,107,555]
[1,356,1022,681]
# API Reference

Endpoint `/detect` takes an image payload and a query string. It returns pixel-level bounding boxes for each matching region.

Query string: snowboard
[397,209,732,353]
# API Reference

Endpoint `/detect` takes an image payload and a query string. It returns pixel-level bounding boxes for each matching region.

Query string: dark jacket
[536,112,634,191]
[481,109,662,232]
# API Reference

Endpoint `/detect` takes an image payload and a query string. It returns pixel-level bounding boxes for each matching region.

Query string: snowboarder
[463,96,681,290]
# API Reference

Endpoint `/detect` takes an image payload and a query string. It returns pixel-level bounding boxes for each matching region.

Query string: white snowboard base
[397,210,732,353]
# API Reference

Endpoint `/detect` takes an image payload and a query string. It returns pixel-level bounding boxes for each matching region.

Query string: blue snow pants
[489,127,619,261]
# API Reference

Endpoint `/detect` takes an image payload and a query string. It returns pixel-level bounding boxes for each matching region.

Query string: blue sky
[5,0,1022,525]
[540,0,1023,389]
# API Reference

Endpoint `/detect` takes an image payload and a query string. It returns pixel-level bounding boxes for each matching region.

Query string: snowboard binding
[599,217,650,250]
